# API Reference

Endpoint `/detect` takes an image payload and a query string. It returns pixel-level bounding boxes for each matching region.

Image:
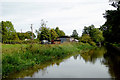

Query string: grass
[113,43,120,48]
[2,42,94,78]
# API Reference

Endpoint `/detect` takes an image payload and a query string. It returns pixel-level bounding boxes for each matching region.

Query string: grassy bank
[2,42,94,78]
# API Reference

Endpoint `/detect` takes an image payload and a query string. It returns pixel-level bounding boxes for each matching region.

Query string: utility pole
[21,29,22,33]
[31,24,33,40]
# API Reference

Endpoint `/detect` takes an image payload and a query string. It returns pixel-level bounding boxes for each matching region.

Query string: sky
[0,0,116,36]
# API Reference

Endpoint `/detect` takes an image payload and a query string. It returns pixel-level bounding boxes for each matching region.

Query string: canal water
[7,46,120,78]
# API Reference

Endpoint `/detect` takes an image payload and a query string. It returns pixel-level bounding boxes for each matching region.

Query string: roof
[54,40,61,41]
[58,36,70,38]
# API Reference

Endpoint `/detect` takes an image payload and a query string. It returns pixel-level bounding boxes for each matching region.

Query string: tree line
[0,20,65,43]
[0,20,105,45]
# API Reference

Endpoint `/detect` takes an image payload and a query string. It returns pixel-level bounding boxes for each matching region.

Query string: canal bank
[4,46,118,78]
[2,42,94,78]
[105,43,120,55]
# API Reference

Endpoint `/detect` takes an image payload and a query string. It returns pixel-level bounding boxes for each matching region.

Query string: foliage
[71,30,78,39]
[17,31,36,40]
[36,20,51,41]
[80,34,92,43]
[1,21,19,42]
[38,27,51,41]
[36,20,65,41]
[109,1,120,10]
[82,25,104,44]
[26,31,36,39]
[101,3,120,43]
[3,40,40,44]
[82,25,95,35]
[80,34,96,46]
[55,27,65,37]
[90,28,104,43]
[50,29,58,40]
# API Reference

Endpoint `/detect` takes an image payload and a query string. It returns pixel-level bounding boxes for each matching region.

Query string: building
[57,36,74,43]
[51,36,77,44]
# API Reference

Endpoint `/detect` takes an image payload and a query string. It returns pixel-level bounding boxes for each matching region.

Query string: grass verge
[2,42,94,78]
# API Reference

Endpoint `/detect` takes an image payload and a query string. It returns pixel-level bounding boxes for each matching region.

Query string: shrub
[3,40,40,44]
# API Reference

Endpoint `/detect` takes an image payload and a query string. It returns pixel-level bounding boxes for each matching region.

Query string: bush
[3,40,40,44]
[89,41,96,46]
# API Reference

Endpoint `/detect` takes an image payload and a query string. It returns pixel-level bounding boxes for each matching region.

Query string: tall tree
[82,25,104,45]
[82,25,95,35]
[90,28,104,45]
[102,1,120,43]
[71,30,78,39]
[1,21,19,42]
[39,27,51,41]
[50,29,58,40]
[36,20,51,41]
[55,27,65,37]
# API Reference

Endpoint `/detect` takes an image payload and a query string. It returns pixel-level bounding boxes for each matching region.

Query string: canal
[7,46,120,78]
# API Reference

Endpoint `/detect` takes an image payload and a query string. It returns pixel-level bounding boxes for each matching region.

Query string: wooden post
[31,24,33,40]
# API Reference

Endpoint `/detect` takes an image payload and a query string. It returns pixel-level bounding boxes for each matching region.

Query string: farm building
[57,36,75,43]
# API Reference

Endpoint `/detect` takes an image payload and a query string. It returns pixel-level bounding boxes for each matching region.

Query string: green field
[2,42,94,78]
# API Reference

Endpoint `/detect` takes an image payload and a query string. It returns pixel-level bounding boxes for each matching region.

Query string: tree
[80,34,92,43]
[55,27,65,37]
[50,29,58,40]
[102,1,120,43]
[59,30,65,37]
[109,0,120,10]
[82,25,95,35]
[26,31,36,39]
[39,27,51,41]
[82,25,104,46]
[1,21,19,42]
[71,30,78,39]
[0,22,2,42]
[17,31,36,40]
[12,32,19,40]
[90,28,104,46]
[80,34,96,46]
[36,20,51,41]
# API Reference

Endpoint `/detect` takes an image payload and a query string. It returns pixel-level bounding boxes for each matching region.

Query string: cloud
[0,0,109,2]
[1,0,116,36]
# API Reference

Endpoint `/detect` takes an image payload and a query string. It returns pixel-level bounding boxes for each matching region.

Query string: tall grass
[2,42,94,78]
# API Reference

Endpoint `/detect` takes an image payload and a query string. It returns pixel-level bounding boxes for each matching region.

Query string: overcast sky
[0,0,116,36]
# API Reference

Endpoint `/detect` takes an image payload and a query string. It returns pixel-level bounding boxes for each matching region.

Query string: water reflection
[6,55,71,78]
[80,47,107,64]
[73,54,79,60]
[5,46,120,78]
[102,47,120,79]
